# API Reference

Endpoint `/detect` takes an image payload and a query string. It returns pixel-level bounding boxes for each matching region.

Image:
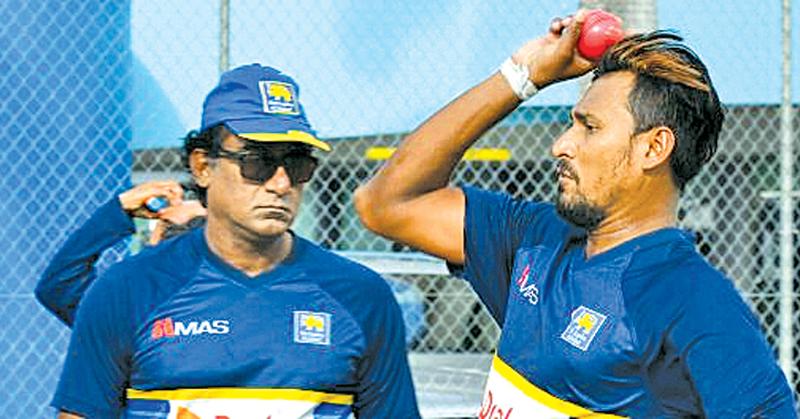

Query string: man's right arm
[354,12,593,264]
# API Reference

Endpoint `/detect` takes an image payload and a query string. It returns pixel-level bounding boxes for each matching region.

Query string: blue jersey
[455,187,796,418]
[52,226,420,418]
[36,198,135,326]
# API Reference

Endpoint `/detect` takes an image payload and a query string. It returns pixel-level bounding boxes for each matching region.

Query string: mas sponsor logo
[259,80,300,115]
[293,311,331,346]
[560,305,607,351]
[515,264,539,305]
[151,318,230,340]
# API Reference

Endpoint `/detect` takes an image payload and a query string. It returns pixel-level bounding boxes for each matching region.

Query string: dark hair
[594,30,725,191]
[182,125,227,205]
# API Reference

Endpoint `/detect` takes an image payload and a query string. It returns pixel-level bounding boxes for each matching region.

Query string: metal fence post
[778,0,795,381]
[219,0,230,73]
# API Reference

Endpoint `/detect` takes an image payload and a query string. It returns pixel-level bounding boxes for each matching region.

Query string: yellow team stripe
[365,147,511,162]
[492,355,626,418]
[126,387,353,405]
[364,146,395,161]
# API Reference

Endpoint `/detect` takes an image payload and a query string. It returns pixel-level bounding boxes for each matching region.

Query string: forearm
[359,72,519,203]
[354,72,520,262]
[35,198,134,325]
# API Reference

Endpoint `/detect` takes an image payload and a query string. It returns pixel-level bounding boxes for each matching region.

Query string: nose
[551,128,576,159]
[264,165,292,195]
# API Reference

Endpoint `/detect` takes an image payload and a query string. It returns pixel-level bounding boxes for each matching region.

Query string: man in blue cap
[52,64,420,418]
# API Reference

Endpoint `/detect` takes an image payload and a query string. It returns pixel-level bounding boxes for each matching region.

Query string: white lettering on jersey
[520,282,539,305]
[174,320,230,336]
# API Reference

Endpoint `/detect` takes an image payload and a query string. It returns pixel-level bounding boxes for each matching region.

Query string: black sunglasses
[214,148,318,185]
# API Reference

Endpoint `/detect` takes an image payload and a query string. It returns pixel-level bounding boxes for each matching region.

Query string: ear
[640,126,675,171]
[189,149,213,188]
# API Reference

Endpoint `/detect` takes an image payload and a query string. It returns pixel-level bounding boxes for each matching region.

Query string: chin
[555,193,606,232]
[243,219,292,239]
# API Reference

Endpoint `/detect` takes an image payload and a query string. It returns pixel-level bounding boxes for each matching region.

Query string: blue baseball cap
[201,64,330,151]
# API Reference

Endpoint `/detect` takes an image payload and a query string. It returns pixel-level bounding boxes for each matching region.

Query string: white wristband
[499,57,539,101]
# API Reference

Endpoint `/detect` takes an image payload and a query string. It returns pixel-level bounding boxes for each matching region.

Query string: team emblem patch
[293,311,331,345]
[259,80,300,115]
[561,306,606,351]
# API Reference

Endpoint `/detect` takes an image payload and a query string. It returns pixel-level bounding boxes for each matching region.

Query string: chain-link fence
[1,0,797,417]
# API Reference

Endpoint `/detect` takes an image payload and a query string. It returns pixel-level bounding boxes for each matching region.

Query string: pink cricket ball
[577,10,624,61]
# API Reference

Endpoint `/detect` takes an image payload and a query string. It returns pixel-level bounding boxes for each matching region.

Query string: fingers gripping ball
[577,10,624,61]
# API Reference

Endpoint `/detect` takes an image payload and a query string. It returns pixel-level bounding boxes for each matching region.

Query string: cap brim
[237,130,331,152]
[224,120,331,152]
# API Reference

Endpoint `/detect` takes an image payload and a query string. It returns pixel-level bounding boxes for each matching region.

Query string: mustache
[555,160,579,182]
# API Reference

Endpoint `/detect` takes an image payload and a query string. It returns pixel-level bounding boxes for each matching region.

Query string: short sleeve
[51,265,134,417]
[669,275,796,417]
[453,186,568,323]
[353,279,420,418]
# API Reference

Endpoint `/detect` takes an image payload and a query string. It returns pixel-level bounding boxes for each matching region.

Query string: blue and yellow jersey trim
[127,387,354,405]
[486,354,626,418]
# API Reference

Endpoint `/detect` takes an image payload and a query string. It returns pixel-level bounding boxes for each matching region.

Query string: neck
[204,217,293,277]
[585,188,678,259]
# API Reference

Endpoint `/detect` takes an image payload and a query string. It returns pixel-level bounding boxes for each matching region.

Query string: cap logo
[259,80,300,115]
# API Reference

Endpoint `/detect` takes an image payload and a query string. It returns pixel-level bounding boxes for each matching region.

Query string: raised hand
[117,181,184,219]
[512,10,597,88]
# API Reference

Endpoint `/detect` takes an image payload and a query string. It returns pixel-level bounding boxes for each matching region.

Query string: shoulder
[655,249,741,306]
[621,230,725,294]
[294,237,406,345]
[623,238,735,301]
[293,237,401,323]
[622,241,759,338]
[296,236,392,293]
[670,256,754,320]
